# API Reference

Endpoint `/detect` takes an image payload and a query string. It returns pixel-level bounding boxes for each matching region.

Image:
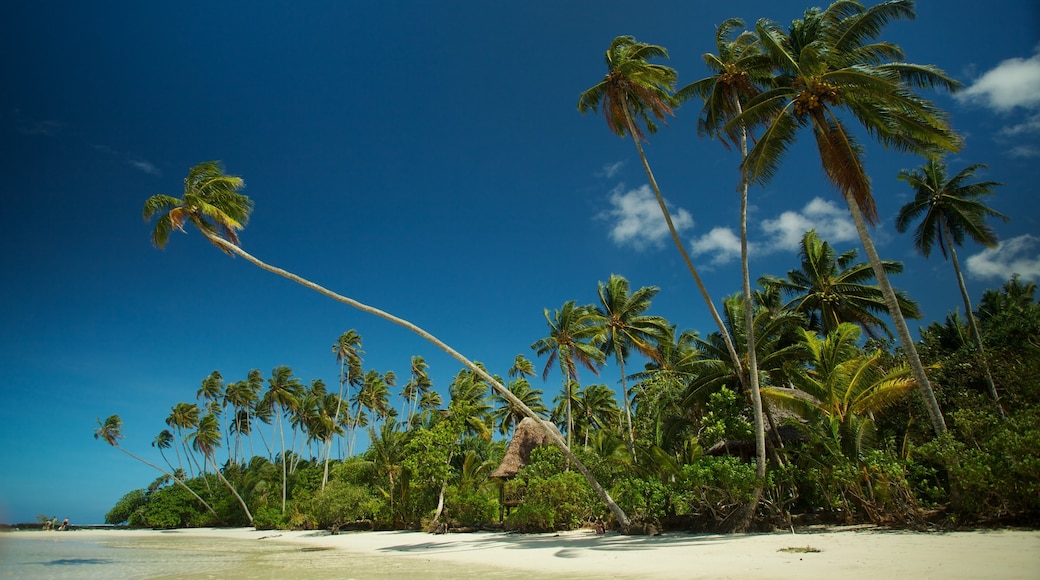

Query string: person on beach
[59,518,69,531]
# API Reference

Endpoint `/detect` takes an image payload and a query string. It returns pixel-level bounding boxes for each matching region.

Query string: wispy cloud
[598,161,626,179]
[956,47,1040,112]
[1007,145,1040,158]
[130,159,162,176]
[601,184,693,251]
[11,109,63,136]
[966,234,1040,281]
[92,143,162,176]
[760,197,856,251]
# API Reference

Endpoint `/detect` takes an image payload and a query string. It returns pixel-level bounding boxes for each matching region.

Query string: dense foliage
[110,1,1037,533]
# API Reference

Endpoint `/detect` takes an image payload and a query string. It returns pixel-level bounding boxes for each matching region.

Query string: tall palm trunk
[617,355,636,459]
[734,96,767,531]
[275,401,288,513]
[943,223,1005,418]
[201,232,633,529]
[845,195,947,435]
[620,98,746,390]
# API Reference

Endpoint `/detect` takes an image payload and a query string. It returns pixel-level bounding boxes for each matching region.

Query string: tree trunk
[203,232,632,529]
[117,446,220,520]
[945,227,1005,418]
[208,454,253,524]
[844,195,947,435]
[620,97,746,392]
[733,105,767,532]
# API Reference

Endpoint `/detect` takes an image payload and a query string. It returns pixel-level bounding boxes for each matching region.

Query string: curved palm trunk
[845,195,947,435]
[115,445,219,520]
[620,100,746,390]
[944,225,1005,418]
[205,453,253,524]
[202,233,632,529]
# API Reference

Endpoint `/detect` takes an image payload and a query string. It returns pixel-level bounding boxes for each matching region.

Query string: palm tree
[264,365,301,513]
[532,301,606,449]
[762,323,917,458]
[896,157,1007,416]
[676,17,773,499]
[401,355,431,424]
[189,413,253,523]
[152,429,176,473]
[579,36,746,394]
[331,330,364,463]
[95,415,218,519]
[166,402,201,478]
[144,161,634,528]
[448,365,494,441]
[492,376,548,437]
[570,383,622,449]
[762,230,921,340]
[734,0,961,435]
[592,274,669,456]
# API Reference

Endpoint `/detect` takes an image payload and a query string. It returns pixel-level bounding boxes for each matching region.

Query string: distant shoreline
[6,526,1039,578]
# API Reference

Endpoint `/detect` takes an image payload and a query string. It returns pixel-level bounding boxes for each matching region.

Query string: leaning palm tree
[592,274,669,456]
[733,0,962,435]
[896,157,1007,416]
[676,17,773,495]
[189,413,253,524]
[144,161,634,528]
[95,415,218,520]
[531,301,606,449]
[579,36,746,393]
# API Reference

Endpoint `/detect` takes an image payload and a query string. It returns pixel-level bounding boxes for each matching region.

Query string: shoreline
[6,526,1039,578]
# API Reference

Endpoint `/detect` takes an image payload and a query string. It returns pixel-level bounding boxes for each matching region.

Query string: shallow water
[0,532,535,579]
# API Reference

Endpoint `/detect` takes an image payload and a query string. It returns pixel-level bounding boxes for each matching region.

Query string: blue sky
[2,1,1037,525]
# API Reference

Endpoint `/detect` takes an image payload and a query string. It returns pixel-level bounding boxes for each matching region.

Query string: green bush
[106,489,148,526]
[506,448,598,532]
[305,480,382,530]
[612,477,668,523]
[672,456,757,525]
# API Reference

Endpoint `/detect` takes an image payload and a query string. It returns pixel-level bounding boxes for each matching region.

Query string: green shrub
[672,456,757,524]
[106,489,147,526]
[612,477,668,523]
[508,470,597,532]
[305,480,382,530]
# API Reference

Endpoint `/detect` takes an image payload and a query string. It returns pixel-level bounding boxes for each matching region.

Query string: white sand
[18,526,1040,578]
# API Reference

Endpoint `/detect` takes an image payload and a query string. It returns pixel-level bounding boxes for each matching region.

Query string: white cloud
[691,227,744,265]
[1000,112,1040,136]
[760,197,856,251]
[599,161,625,179]
[956,48,1040,112]
[602,184,693,251]
[1007,145,1040,158]
[966,234,1040,281]
[130,159,162,176]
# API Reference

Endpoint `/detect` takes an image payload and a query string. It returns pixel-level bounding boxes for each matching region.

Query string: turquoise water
[0,532,529,579]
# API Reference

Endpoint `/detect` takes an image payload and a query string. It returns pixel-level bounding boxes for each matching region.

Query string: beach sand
[15,525,1038,579]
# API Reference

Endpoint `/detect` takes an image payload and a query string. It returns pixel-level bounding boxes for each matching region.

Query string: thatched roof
[490,417,559,480]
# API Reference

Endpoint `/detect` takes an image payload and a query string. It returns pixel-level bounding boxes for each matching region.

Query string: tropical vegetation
[102,1,1038,533]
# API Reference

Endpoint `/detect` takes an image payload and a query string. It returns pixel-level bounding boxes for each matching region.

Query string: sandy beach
[10,526,1038,579]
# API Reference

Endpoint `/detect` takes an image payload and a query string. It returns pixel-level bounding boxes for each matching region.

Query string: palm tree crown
[143,161,253,251]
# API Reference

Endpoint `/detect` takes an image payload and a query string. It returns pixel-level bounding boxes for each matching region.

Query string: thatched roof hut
[490,417,559,480]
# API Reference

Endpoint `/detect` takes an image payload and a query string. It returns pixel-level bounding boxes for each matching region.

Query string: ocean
[0,531,526,579]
